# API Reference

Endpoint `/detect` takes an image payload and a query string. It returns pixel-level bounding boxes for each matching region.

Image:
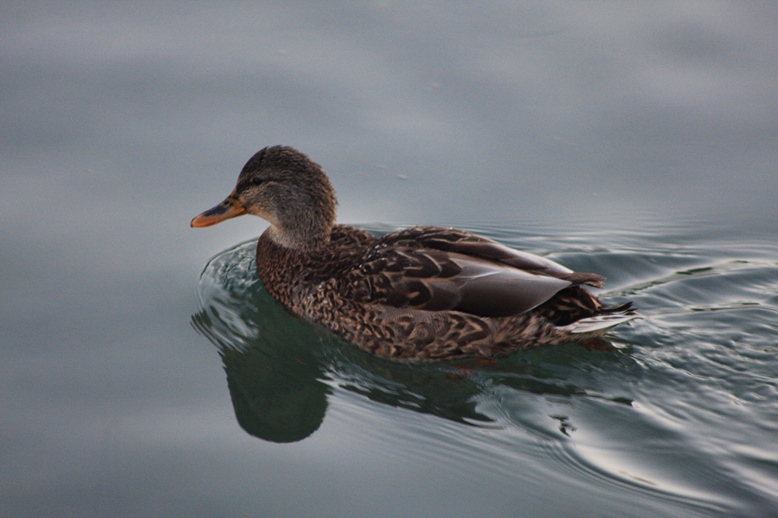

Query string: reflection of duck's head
[219,342,328,444]
[191,146,336,251]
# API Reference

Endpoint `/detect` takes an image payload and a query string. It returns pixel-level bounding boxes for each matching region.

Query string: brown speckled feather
[256,225,635,360]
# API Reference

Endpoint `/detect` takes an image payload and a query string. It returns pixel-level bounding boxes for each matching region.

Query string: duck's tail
[557,302,638,335]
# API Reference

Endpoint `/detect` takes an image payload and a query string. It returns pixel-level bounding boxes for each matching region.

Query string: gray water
[3,2,778,517]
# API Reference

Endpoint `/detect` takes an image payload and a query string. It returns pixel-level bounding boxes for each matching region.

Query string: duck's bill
[190,190,247,228]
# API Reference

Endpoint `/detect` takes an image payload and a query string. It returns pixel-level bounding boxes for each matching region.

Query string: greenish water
[192,224,778,517]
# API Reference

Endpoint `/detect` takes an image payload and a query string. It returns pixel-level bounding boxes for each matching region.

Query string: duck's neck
[266,223,331,252]
[263,190,337,251]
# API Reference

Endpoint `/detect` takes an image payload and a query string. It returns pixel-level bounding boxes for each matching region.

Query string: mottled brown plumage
[192,145,636,360]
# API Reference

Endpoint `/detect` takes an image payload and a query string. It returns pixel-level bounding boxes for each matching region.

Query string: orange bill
[190,190,247,228]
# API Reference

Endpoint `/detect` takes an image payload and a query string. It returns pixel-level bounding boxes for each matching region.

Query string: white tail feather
[558,313,638,335]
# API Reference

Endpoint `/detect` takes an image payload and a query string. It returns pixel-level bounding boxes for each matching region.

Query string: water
[3,2,778,517]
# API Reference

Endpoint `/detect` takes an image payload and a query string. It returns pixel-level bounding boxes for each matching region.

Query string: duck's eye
[251,177,263,186]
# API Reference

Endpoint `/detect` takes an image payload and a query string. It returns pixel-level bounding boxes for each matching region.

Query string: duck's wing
[347,227,604,318]
[376,226,604,287]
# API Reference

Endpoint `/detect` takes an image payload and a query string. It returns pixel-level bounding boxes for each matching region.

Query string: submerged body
[192,146,636,360]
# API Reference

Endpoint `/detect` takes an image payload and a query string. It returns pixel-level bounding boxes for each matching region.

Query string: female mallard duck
[192,146,636,360]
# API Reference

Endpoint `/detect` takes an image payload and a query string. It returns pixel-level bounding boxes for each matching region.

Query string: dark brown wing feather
[370,226,604,286]
[342,226,604,318]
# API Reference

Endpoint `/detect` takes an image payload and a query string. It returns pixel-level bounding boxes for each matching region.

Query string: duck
[191,145,636,360]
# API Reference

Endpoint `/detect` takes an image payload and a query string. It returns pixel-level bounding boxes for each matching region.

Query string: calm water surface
[3,2,778,517]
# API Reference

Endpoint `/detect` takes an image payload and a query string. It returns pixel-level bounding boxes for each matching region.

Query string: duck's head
[191,146,337,250]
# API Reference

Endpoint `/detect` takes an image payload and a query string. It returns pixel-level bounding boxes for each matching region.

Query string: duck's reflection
[191,240,631,443]
[191,284,494,442]
[217,333,329,443]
